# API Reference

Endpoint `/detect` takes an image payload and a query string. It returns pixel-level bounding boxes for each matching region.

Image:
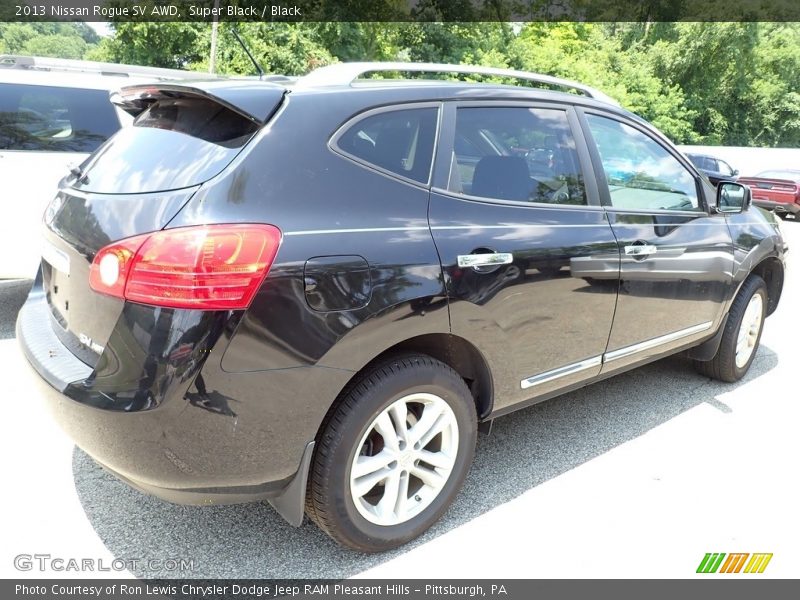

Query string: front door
[580,111,734,372]
[430,103,620,412]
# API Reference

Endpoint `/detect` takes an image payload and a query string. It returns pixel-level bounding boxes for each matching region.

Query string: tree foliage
[6,18,800,147]
[0,22,99,58]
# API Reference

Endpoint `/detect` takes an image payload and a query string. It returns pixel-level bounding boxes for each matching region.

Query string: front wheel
[306,354,477,552]
[694,275,767,382]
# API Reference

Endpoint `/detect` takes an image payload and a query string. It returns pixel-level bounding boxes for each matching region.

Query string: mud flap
[267,441,315,527]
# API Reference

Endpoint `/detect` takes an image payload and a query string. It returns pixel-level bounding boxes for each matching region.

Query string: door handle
[624,243,657,257]
[457,253,514,268]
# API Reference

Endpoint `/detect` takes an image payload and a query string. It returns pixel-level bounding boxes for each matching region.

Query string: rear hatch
[39,81,285,367]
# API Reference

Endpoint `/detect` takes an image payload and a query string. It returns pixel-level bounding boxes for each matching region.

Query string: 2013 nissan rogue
[17,62,787,552]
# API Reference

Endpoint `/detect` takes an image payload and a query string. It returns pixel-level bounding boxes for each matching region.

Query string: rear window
[0,83,120,152]
[75,96,261,194]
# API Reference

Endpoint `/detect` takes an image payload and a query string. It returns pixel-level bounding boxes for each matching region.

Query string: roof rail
[0,54,214,81]
[296,62,619,106]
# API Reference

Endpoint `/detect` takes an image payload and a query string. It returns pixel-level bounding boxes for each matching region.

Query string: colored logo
[697,553,773,574]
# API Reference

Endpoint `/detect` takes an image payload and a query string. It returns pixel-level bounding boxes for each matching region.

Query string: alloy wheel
[349,392,459,526]
[735,293,763,368]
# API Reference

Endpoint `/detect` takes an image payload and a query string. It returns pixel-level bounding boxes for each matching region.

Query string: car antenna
[230,28,265,80]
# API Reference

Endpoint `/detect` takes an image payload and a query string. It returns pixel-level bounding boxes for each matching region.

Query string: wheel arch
[750,256,784,316]
[381,333,494,420]
[319,333,494,440]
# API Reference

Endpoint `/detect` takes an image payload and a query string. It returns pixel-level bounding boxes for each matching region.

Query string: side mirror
[715,182,751,214]
[732,169,739,176]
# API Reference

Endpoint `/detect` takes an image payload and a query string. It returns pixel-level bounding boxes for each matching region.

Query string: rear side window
[335,107,438,184]
[448,106,586,205]
[75,96,261,194]
[0,83,120,152]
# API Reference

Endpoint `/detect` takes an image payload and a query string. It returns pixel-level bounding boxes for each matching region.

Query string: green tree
[0,22,99,58]
[13,17,799,148]
[507,23,696,141]
[86,22,205,68]
[201,23,336,75]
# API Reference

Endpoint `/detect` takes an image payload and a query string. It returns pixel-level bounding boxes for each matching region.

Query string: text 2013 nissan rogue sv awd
[17,63,787,552]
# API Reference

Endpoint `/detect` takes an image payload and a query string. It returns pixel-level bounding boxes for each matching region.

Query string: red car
[738,169,800,219]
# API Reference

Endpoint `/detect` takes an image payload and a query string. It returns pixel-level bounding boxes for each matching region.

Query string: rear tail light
[89,224,282,310]
[772,184,797,192]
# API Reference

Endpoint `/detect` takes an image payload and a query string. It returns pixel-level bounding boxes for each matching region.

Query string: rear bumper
[752,198,800,215]
[15,290,334,521]
[16,293,290,504]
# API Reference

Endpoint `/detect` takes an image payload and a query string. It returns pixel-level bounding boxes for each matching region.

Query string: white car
[0,55,213,280]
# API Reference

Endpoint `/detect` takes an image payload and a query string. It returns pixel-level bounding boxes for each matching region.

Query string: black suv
[685,152,739,186]
[18,63,786,552]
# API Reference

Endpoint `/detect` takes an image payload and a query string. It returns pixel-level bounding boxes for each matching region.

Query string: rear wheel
[694,275,767,382]
[306,354,477,552]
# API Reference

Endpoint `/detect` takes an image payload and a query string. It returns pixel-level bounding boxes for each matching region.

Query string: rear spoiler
[111,81,287,124]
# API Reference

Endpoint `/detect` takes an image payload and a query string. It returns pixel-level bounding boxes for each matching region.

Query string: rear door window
[74,95,263,193]
[334,106,438,184]
[448,106,587,205]
[0,83,120,152]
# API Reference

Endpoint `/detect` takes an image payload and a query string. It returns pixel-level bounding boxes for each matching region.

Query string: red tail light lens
[89,224,282,310]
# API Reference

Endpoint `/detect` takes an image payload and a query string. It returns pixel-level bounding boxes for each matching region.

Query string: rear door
[430,102,620,412]
[579,110,733,373]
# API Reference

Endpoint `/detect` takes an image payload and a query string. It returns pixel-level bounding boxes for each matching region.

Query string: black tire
[694,275,767,382]
[305,354,477,552]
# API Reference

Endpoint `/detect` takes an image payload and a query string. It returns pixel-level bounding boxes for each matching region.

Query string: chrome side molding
[603,321,713,362]
[520,321,714,389]
[521,356,602,390]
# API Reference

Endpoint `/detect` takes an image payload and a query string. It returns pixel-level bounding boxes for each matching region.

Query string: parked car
[17,62,786,552]
[737,169,800,220]
[685,152,739,186]
[0,55,215,280]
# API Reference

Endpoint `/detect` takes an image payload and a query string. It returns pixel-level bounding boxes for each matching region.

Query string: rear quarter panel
[167,91,451,425]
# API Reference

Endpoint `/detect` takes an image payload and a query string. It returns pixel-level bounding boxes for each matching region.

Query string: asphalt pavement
[1,223,797,579]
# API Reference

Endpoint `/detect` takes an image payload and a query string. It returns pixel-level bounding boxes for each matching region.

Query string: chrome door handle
[457,253,514,268]
[624,244,657,257]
